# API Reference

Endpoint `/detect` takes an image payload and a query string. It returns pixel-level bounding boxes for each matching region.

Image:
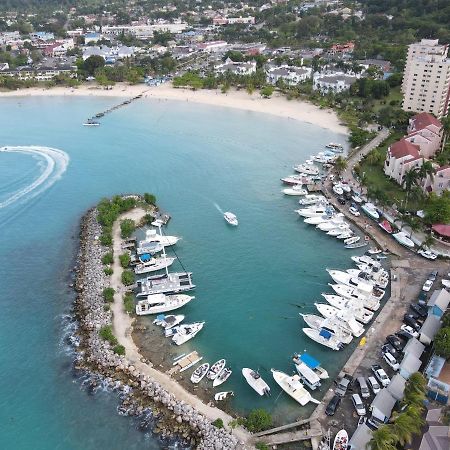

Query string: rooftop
[389,139,420,159]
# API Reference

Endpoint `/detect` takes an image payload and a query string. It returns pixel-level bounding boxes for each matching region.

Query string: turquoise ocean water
[0,96,359,448]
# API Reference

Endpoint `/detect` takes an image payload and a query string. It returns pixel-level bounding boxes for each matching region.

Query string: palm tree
[406,372,427,396]
[334,156,348,175]
[368,425,397,450]
[390,411,418,445]
[402,169,420,209]
[420,233,435,250]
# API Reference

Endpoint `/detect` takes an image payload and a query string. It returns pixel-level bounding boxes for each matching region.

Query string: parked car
[338,196,346,205]
[403,314,421,331]
[382,343,400,359]
[357,377,370,398]
[335,376,351,397]
[349,206,360,216]
[400,324,419,338]
[410,303,428,318]
[325,394,341,416]
[418,292,427,304]
[383,352,400,371]
[371,364,390,387]
[351,393,367,416]
[418,248,437,260]
[428,270,438,281]
[422,279,433,292]
[367,376,381,394]
[386,334,405,351]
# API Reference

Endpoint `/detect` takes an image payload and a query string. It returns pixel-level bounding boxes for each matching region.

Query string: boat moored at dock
[271,369,320,405]
[137,272,195,297]
[135,293,195,315]
[242,368,271,396]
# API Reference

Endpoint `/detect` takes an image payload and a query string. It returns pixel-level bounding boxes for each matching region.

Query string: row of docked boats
[301,255,389,350]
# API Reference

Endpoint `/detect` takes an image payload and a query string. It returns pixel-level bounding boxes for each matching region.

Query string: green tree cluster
[102,252,114,265]
[99,325,118,346]
[424,192,450,225]
[120,219,135,239]
[103,287,115,303]
[211,418,224,429]
[121,270,134,286]
[245,409,272,433]
[349,127,375,148]
[351,78,390,100]
[173,72,204,90]
[119,253,131,268]
[113,344,125,355]
[143,193,156,205]
[434,327,450,359]
[123,292,134,314]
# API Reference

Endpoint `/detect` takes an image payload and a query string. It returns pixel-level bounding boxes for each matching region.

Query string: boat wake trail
[0,146,69,209]
[213,202,224,215]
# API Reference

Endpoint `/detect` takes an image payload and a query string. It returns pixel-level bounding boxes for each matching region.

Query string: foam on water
[0,146,69,209]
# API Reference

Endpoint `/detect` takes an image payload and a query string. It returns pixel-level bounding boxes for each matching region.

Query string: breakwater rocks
[73,208,240,450]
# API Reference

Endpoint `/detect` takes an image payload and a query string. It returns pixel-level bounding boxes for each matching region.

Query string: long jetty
[84,89,149,124]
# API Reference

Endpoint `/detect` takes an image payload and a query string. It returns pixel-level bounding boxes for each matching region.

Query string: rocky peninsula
[72,202,248,449]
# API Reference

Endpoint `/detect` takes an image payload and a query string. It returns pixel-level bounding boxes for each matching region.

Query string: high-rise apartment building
[402,39,450,118]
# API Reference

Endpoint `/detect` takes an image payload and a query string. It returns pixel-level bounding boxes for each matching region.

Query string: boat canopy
[319,329,332,339]
[155,314,166,321]
[140,253,153,262]
[146,294,167,304]
[300,353,320,369]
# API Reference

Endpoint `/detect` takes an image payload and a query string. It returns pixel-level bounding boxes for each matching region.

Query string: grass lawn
[372,86,402,113]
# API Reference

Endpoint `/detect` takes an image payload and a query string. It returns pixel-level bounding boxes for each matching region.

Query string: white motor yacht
[329,284,381,310]
[282,185,308,196]
[171,322,204,345]
[317,221,349,232]
[304,214,333,225]
[297,205,331,218]
[281,175,310,185]
[213,368,232,387]
[326,143,344,152]
[293,353,329,379]
[346,269,389,289]
[134,256,176,274]
[300,313,353,344]
[136,293,194,315]
[302,328,344,351]
[351,254,380,266]
[321,294,374,324]
[293,163,320,176]
[327,269,378,289]
[137,272,195,297]
[224,212,238,226]
[298,195,326,205]
[271,369,320,405]
[242,368,271,396]
[293,360,321,390]
[207,359,226,380]
[361,203,380,220]
[393,231,415,249]
[137,229,180,254]
[315,303,365,337]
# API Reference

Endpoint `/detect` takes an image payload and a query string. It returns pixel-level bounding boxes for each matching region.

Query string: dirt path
[109,208,251,445]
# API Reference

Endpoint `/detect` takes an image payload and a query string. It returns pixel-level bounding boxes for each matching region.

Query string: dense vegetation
[103,287,115,303]
[121,270,134,286]
[120,218,135,239]
[123,292,134,314]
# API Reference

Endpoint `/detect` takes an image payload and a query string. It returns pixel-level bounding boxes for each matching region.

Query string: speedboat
[302,328,344,351]
[351,255,380,267]
[321,294,374,324]
[333,429,348,450]
[367,247,382,255]
[207,359,226,380]
[294,353,329,379]
[329,284,380,311]
[305,214,333,225]
[336,230,354,240]
[281,175,310,185]
[315,303,365,337]
[361,203,379,220]
[137,229,180,254]
[282,185,308,196]
[134,256,176,274]
[344,236,360,245]
[379,219,393,234]
[346,269,389,289]
[418,248,438,260]
[393,231,415,249]
[318,222,349,232]
[83,119,100,126]
[293,359,321,390]
[213,368,232,387]
[224,212,238,226]
[214,391,234,401]
[298,194,326,205]
[297,205,330,218]
[172,322,204,345]
[327,228,347,237]
[191,363,210,383]
[293,163,319,176]
[345,241,368,249]
[136,272,195,297]
[136,293,194,315]
[330,281,384,303]
[153,314,184,329]
[271,369,320,405]
[326,143,344,152]
[300,314,353,344]
[242,368,271,396]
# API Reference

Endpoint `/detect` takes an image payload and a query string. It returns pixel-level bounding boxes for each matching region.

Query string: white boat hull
[242,368,270,396]
[302,328,343,351]
[271,369,320,405]
[136,294,194,315]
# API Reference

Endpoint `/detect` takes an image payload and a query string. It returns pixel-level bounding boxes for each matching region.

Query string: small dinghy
[190,363,210,383]
[345,241,368,249]
[207,359,226,380]
[367,247,382,255]
[333,429,348,450]
[214,391,234,401]
[213,368,232,387]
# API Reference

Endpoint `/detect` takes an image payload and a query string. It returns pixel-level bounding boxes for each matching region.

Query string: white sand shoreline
[0,83,348,135]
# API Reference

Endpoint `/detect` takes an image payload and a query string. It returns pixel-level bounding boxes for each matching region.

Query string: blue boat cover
[319,329,332,339]
[140,254,152,262]
[156,314,165,321]
[299,353,320,369]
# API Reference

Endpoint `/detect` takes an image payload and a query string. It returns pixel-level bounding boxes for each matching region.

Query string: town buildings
[401,39,450,118]
[313,71,359,93]
[215,58,256,76]
[266,65,311,85]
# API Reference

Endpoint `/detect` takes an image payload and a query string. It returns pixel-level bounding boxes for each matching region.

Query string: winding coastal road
[109,208,252,447]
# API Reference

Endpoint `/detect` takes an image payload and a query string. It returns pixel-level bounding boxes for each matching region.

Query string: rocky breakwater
[73,207,241,449]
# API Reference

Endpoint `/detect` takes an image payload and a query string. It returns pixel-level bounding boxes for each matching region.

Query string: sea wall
[73,207,240,449]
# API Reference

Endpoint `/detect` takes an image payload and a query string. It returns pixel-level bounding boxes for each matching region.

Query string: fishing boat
[321,294,374,324]
[224,212,238,226]
[207,359,226,380]
[333,430,348,450]
[393,231,415,249]
[361,202,380,220]
[271,369,320,405]
[303,327,345,350]
[83,119,100,126]
[293,163,320,176]
[294,353,329,379]
[172,322,205,345]
[242,368,271,396]
[292,359,321,390]
[282,185,308,196]
[214,391,234,401]
[315,303,365,337]
[297,204,331,218]
[153,313,184,328]
[281,175,310,185]
[344,236,360,245]
[379,219,393,234]
[300,314,353,344]
[346,268,389,289]
[135,293,194,315]
[137,272,195,297]
[137,229,180,255]
[134,255,176,274]
[213,368,232,387]
[191,363,210,383]
[351,254,380,267]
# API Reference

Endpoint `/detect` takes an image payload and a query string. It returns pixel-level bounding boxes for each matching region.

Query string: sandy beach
[0,83,348,135]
